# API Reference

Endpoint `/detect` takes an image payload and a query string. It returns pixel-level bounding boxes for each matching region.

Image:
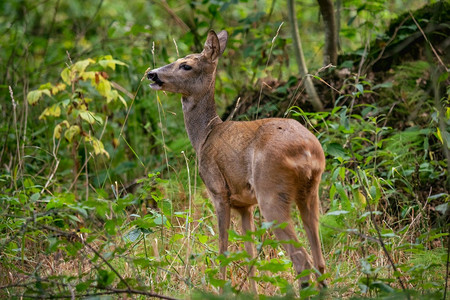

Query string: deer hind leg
[257,190,314,288]
[236,206,257,293]
[295,176,327,286]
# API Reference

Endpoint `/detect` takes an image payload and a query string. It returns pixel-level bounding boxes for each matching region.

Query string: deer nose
[147,72,158,81]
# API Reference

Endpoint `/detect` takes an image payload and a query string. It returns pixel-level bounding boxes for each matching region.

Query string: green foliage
[287,67,448,298]
[0,0,448,299]
[28,56,128,160]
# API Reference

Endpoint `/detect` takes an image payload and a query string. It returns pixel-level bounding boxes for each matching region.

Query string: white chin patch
[149,83,162,90]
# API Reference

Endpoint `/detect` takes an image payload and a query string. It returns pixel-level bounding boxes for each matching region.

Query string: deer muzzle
[146,71,164,90]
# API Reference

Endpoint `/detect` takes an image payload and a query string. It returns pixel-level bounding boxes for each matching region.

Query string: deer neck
[181,89,222,153]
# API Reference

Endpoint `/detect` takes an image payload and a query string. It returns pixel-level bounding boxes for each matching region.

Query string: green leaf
[326,210,350,216]
[208,276,227,288]
[85,136,110,158]
[73,58,95,73]
[435,203,449,215]
[53,121,70,139]
[327,143,348,158]
[76,282,92,292]
[438,71,449,83]
[373,81,393,90]
[61,68,72,85]
[64,125,80,142]
[371,281,394,293]
[133,258,150,268]
[159,199,172,216]
[39,104,61,120]
[105,220,117,236]
[27,90,43,105]
[68,214,81,223]
[360,259,372,275]
[125,228,142,242]
[335,182,350,206]
[79,110,103,125]
[368,185,381,203]
[197,234,208,244]
[229,229,254,242]
[118,94,128,108]
[97,269,115,288]
[154,214,169,226]
[98,58,128,70]
[440,129,450,149]
[96,77,111,97]
[258,259,290,273]
[355,83,364,93]
[171,233,184,243]
[51,83,67,94]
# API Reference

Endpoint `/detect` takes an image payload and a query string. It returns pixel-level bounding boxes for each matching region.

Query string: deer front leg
[208,191,231,285]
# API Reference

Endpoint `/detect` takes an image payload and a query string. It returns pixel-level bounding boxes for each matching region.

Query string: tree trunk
[287,0,323,111]
[318,0,338,65]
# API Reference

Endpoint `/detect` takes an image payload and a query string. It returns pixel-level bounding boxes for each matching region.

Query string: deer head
[147,30,228,97]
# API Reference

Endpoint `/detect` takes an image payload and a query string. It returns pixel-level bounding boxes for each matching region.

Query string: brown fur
[147,30,326,291]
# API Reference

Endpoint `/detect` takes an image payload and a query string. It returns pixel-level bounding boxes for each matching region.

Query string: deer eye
[180,64,192,71]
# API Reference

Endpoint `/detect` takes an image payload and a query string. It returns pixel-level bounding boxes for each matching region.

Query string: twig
[102,74,143,189]
[82,0,104,37]
[1,279,179,300]
[19,289,178,299]
[226,97,241,121]
[255,22,284,119]
[173,37,180,57]
[236,241,264,293]
[313,65,342,94]
[367,201,409,295]
[9,86,21,189]
[154,0,190,33]
[67,145,94,191]
[444,225,449,300]
[347,121,410,296]
[349,39,369,116]
[41,158,60,194]
[364,16,410,73]
[40,225,131,291]
[181,151,193,283]
[110,81,134,99]
[409,12,448,72]
[321,223,382,244]
[41,137,61,194]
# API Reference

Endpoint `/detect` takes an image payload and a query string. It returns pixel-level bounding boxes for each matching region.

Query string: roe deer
[146,30,326,291]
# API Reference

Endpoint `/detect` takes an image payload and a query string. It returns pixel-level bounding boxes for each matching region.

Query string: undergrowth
[0,54,448,299]
[0,1,449,299]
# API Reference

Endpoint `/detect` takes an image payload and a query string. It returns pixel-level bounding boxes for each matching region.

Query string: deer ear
[216,30,228,56]
[202,30,221,61]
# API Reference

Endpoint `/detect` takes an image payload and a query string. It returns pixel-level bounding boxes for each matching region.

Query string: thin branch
[236,241,264,293]
[367,201,409,295]
[364,16,410,73]
[9,86,21,189]
[346,123,410,296]
[153,0,190,33]
[255,22,284,119]
[40,225,131,291]
[19,289,178,300]
[321,223,382,244]
[81,0,104,37]
[444,224,449,300]
[409,12,448,72]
